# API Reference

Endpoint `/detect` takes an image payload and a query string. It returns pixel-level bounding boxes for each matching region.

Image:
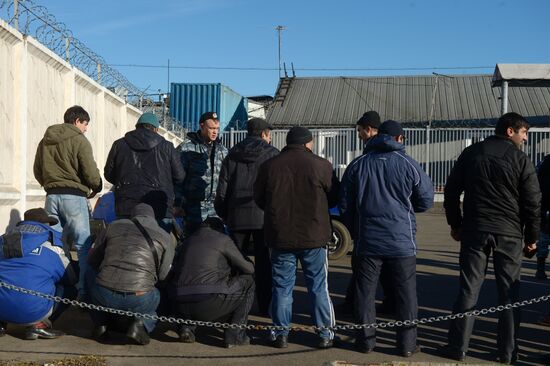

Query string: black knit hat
[199,111,219,124]
[379,120,404,137]
[286,126,313,145]
[23,208,58,226]
[356,111,381,129]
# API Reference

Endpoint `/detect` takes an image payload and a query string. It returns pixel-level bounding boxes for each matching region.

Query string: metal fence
[221,127,550,192]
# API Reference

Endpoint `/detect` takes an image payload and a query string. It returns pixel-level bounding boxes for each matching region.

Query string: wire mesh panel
[221,127,550,186]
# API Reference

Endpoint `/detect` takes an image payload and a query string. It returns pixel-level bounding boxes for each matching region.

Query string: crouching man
[0,208,77,339]
[87,203,175,345]
[168,217,255,348]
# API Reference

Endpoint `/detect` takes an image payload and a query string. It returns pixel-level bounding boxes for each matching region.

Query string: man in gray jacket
[87,203,175,345]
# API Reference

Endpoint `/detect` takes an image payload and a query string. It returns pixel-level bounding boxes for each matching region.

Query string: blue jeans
[45,194,92,295]
[88,275,160,333]
[537,231,550,258]
[270,247,335,339]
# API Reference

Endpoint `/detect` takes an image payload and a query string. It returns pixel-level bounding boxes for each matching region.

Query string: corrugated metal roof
[493,64,550,87]
[266,74,550,127]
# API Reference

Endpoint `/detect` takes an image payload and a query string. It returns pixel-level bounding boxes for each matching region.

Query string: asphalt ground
[0,208,549,366]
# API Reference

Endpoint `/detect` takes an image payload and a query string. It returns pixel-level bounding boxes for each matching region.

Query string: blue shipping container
[170,83,248,132]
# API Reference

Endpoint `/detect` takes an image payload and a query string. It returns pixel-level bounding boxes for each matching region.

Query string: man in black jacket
[440,112,540,364]
[215,117,279,315]
[168,217,255,348]
[254,126,338,349]
[104,113,185,233]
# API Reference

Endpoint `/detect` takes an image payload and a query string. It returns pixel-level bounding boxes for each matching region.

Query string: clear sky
[37,0,550,98]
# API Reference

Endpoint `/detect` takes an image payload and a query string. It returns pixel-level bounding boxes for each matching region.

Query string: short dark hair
[247,128,269,137]
[136,123,157,131]
[64,105,90,124]
[495,112,529,136]
[201,217,225,233]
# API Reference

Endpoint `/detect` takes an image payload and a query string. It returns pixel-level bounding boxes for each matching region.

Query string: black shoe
[25,323,65,340]
[0,321,6,337]
[225,335,250,348]
[355,342,374,354]
[318,338,333,349]
[92,325,108,342]
[496,354,518,364]
[437,344,466,362]
[178,326,196,343]
[273,335,288,348]
[126,319,150,345]
[402,345,421,357]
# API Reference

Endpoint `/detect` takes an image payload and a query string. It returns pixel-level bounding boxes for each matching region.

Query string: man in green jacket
[33,105,102,299]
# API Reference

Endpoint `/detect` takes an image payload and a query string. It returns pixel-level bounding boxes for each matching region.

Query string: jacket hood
[364,134,405,153]
[131,203,155,219]
[186,131,222,146]
[228,136,272,163]
[124,128,164,151]
[43,124,82,145]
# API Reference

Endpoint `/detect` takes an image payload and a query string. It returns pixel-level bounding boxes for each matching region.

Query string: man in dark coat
[104,112,185,233]
[254,126,338,349]
[339,120,433,357]
[215,117,279,315]
[440,112,540,364]
[168,217,255,348]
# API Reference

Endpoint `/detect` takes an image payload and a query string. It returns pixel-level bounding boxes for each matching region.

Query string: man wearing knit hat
[104,112,185,233]
[254,126,338,349]
[339,119,433,357]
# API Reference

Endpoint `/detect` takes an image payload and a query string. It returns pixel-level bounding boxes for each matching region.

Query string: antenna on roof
[291,62,296,77]
[275,25,286,78]
[283,62,288,78]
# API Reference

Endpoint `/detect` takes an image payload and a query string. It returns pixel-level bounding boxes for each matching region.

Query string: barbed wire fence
[0,0,144,103]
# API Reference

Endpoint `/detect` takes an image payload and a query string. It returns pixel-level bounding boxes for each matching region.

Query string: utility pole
[275,25,286,78]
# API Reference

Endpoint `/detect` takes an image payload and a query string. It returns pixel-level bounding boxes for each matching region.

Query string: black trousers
[355,255,417,352]
[173,274,255,343]
[232,230,272,315]
[345,255,395,310]
[448,232,522,361]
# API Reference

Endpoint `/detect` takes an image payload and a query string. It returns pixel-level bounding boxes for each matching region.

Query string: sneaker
[437,344,466,362]
[126,319,150,345]
[401,345,421,357]
[272,334,288,348]
[25,322,65,340]
[318,337,333,349]
[0,321,6,337]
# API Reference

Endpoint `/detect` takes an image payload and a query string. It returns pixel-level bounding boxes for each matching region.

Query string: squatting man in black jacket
[439,112,540,364]
[87,203,175,345]
[215,117,279,316]
[167,217,255,348]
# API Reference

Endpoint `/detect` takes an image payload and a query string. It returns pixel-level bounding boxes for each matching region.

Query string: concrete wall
[0,20,182,232]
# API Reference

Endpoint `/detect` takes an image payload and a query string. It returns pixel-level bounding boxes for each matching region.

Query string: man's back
[215,136,278,230]
[254,144,334,249]
[444,135,540,242]
[104,128,185,218]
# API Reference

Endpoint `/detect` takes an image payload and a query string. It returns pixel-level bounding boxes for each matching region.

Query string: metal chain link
[1,280,548,332]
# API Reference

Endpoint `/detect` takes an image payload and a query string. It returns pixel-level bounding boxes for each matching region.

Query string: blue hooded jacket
[0,222,71,324]
[339,135,434,257]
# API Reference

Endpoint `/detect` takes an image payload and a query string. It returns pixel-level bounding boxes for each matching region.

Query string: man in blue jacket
[0,208,77,339]
[339,120,434,357]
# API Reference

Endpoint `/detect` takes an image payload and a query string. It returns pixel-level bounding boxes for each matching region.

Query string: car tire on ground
[328,219,352,260]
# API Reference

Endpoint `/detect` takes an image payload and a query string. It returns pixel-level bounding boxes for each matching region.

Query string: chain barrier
[1,280,549,332]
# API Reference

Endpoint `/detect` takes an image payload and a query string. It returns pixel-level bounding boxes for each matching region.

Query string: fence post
[13,0,19,31]
[425,125,431,177]
[65,37,70,63]
[230,128,235,148]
